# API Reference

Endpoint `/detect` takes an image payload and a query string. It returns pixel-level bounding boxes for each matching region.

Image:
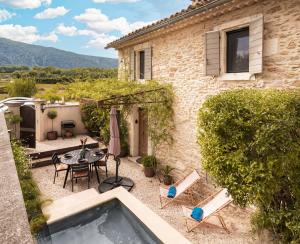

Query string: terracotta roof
[106,0,231,49]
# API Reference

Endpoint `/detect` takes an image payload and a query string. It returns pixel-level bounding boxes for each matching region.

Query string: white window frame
[214,14,263,81]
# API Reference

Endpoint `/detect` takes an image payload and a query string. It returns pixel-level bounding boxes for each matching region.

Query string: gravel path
[32,157,273,244]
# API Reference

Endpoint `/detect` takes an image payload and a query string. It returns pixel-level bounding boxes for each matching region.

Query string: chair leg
[71,177,74,192]
[53,170,56,184]
[75,178,77,184]
[216,215,230,234]
[105,165,108,177]
[88,175,90,189]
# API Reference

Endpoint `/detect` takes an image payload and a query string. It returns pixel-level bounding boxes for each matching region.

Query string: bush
[197,89,300,243]
[11,141,47,235]
[141,155,157,168]
[7,78,37,97]
[81,103,128,149]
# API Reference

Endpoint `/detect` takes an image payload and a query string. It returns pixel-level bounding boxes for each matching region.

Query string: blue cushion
[191,207,203,221]
[167,186,177,198]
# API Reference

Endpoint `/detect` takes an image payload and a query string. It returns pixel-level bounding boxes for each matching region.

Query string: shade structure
[99,107,134,193]
[108,107,121,157]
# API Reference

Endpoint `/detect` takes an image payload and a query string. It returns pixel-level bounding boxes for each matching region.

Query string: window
[139,50,145,79]
[226,27,249,73]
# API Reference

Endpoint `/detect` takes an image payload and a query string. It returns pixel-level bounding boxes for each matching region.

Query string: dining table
[60,148,105,188]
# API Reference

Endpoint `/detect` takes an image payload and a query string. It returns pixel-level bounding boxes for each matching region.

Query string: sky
[0,0,190,58]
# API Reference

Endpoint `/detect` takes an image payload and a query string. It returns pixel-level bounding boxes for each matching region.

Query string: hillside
[0,38,117,69]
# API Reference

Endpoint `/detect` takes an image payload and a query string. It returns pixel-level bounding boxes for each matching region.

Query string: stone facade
[117,0,300,172]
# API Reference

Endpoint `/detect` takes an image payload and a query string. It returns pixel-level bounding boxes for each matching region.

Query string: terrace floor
[32,157,273,244]
[28,135,98,154]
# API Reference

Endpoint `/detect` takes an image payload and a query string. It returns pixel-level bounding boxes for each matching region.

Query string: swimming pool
[37,199,160,244]
[40,187,191,244]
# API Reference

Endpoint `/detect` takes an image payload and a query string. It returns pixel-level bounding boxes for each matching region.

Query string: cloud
[0,9,15,22]
[55,23,77,36]
[87,34,118,48]
[0,24,57,43]
[34,6,69,19]
[55,23,116,48]
[93,0,139,3]
[74,8,152,35]
[0,0,51,9]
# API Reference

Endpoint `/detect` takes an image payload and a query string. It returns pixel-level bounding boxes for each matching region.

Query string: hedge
[11,141,47,235]
[197,89,300,243]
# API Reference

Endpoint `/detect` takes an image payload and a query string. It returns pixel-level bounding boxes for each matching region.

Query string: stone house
[106,0,300,172]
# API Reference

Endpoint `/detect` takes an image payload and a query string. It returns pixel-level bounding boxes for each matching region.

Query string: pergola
[80,87,170,192]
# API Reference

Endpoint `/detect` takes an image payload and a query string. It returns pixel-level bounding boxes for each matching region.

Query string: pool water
[37,199,161,244]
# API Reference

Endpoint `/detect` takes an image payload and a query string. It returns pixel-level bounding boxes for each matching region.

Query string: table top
[60,148,105,165]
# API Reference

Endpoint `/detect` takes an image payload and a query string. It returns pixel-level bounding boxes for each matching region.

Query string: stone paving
[32,157,273,244]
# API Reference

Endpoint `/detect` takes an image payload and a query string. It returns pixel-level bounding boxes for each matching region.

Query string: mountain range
[0,38,117,69]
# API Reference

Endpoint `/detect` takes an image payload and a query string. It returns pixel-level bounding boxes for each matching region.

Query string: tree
[7,78,37,97]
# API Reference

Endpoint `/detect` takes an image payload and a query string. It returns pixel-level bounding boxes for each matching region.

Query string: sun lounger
[159,170,201,208]
[182,188,233,233]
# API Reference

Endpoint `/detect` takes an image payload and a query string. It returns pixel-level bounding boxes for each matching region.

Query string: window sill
[220,73,255,81]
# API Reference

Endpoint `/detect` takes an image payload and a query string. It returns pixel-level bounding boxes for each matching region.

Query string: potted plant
[141,155,157,178]
[47,110,58,140]
[161,165,175,185]
[5,113,22,138]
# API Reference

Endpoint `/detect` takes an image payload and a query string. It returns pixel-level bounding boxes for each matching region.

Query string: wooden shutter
[249,16,263,73]
[130,50,136,81]
[205,31,220,76]
[144,47,152,80]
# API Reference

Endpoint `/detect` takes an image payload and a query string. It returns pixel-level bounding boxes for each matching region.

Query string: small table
[60,148,105,188]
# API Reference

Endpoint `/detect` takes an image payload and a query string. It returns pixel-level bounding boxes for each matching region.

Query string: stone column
[4,101,22,139]
[34,99,46,142]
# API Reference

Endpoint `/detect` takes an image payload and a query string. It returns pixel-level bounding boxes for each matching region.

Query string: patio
[31,157,272,244]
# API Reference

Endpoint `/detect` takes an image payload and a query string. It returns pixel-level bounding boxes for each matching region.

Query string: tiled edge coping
[0,112,33,243]
[43,187,191,244]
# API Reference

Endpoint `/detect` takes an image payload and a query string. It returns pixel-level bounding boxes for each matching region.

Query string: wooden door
[138,108,148,156]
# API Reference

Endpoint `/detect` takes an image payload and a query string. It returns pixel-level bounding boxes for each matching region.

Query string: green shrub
[7,78,37,97]
[11,141,47,235]
[141,155,157,168]
[81,103,128,149]
[197,89,300,243]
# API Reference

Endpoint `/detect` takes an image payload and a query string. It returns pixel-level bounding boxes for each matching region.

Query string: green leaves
[197,89,300,242]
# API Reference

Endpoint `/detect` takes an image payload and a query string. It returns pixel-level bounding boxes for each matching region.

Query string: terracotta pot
[47,131,58,140]
[163,175,173,185]
[144,167,155,177]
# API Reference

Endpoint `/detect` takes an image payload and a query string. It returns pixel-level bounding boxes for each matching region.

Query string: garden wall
[0,112,33,243]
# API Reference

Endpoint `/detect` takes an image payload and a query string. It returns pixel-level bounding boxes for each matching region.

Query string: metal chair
[92,153,109,177]
[70,161,90,192]
[52,153,68,184]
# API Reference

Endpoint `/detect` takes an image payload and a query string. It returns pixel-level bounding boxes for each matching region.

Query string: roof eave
[106,0,233,49]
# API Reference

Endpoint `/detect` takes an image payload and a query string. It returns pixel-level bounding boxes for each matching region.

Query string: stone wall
[0,112,33,243]
[118,0,300,172]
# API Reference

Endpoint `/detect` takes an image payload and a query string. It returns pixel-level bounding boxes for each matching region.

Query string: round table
[60,148,105,188]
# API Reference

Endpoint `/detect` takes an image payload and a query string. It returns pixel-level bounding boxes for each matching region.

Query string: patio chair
[70,161,90,192]
[92,153,109,177]
[159,170,201,209]
[181,189,233,233]
[52,152,68,184]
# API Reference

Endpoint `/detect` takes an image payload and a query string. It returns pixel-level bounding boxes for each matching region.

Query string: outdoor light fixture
[41,103,46,113]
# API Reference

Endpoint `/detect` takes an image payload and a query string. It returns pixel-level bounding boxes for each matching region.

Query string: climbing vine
[64,79,174,155]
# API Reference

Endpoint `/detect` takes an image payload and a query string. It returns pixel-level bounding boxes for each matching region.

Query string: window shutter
[205,31,220,76]
[144,47,152,80]
[130,50,136,81]
[249,16,263,74]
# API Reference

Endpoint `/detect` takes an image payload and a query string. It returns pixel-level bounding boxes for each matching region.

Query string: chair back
[71,161,89,173]
[176,170,200,196]
[51,153,59,168]
[202,189,232,219]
